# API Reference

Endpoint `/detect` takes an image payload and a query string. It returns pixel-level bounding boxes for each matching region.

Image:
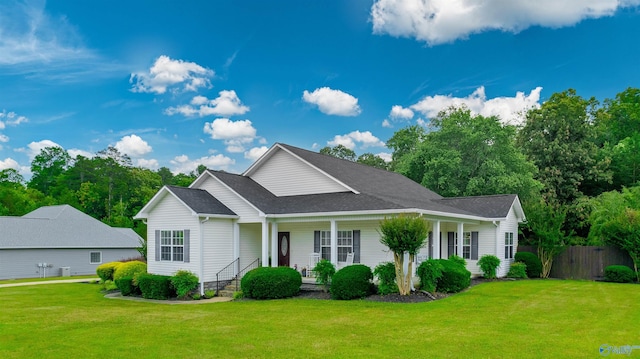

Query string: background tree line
[2,87,639,255]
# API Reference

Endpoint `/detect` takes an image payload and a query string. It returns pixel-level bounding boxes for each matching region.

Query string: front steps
[217,279,240,298]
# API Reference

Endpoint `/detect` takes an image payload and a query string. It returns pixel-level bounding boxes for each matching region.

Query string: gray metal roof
[166,185,236,216]
[0,205,142,249]
[204,144,519,219]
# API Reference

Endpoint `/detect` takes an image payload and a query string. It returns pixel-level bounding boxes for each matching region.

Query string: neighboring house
[0,205,142,280]
[135,143,525,292]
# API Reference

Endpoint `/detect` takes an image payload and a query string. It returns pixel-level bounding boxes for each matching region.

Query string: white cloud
[136,158,159,170]
[0,134,8,143]
[328,130,385,150]
[0,1,96,66]
[389,105,414,119]
[170,153,235,174]
[22,140,62,160]
[382,119,393,128]
[0,111,29,126]
[244,146,269,161]
[203,118,257,152]
[371,0,639,45]
[68,149,93,159]
[130,55,213,94]
[165,90,250,117]
[410,86,542,125]
[114,134,152,158]
[0,157,19,170]
[376,152,393,162]
[302,87,362,116]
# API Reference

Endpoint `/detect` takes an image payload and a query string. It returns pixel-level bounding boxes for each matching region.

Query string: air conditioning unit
[60,267,71,277]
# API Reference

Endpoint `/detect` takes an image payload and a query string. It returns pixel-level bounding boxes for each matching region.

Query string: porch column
[233,221,240,274]
[261,218,269,267]
[432,220,441,259]
[457,222,464,257]
[330,220,338,266]
[271,221,278,267]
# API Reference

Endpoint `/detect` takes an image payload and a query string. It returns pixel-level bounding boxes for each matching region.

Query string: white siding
[250,149,347,196]
[146,193,200,277]
[201,219,234,282]
[0,248,139,280]
[239,223,261,268]
[497,206,520,277]
[197,176,262,223]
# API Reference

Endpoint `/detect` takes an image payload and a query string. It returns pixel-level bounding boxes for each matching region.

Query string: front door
[278,232,290,267]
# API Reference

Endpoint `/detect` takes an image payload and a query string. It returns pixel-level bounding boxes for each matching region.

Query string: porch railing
[234,258,261,291]
[216,257,239,296]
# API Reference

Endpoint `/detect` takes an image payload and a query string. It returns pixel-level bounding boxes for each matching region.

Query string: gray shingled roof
[0,205,142,249]
[166,186,236,216]
[204,144,518,219]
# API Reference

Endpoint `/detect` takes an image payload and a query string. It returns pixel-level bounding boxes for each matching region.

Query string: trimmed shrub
[312,259,336,292]
[113,261,147,282]
[241,267,302,299]
[115,276,139,296]
[170,270,199,298]
[330,264,374,300]
[374,262,398,295]
[514,252,542,278]
[137,273,175,299]
[417,259,444,293]
[604,265,635,283]
[449,255,467,267]
[507,262,528,279]
[436,258,471,293]
[96,262,122,282]
[478,255,501,279]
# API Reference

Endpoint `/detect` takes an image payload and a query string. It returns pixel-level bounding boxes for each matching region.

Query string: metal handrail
[235,258,261,291]
[216,257,239,296]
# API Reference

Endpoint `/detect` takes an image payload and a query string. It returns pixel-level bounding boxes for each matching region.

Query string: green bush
[312,259,336,292]
[436,258,471,293]
[113,261,147,282]
[449,255,467,267]
[478,255,501,279]
[137,273,175,299]
[417,259,444,293]
[96,262,122,282]
[241,267,302,299]
[330,264,374,300]
[115,276,139,296]
[170,270,199,298]
[514,252,542,278]
[507,262,528,279]
[604,265,635,283]
[373,262,398,295]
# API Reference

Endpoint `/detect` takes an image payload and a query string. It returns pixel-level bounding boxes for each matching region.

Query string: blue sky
[1,0,640,176]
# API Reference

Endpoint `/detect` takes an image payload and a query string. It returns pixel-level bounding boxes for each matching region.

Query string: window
[505,232,514,259]
[90,251,102,264]
[462,232,471,259]
[337,230,353,262]
[318,230,354,262]
[160,230,185,262]
[320,230,331,261]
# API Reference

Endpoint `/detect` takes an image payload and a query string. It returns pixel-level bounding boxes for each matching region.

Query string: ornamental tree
[378,214,431,295]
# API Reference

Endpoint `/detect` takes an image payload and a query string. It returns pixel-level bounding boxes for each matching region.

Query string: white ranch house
[135,143,525,293]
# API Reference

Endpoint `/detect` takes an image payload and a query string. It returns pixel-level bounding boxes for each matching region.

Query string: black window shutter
[155,230,161,261]
[353,230,361,263]
[428,231,433,259]
[471,231,479,260]
[447,232,455,258]
[314,230,320,253]
[184,229,190,263]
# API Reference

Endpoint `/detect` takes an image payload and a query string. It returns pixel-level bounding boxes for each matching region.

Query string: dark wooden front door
[278,232,290,267]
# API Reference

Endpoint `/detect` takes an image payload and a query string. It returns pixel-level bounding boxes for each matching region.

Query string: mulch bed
[293,278,506,303]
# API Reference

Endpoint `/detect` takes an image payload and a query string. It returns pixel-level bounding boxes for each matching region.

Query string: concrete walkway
[105,292,233,304]
[0,277,99,288]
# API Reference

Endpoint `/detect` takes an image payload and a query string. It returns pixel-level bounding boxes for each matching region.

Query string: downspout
[493,221,500,276]
[199,217,210,296]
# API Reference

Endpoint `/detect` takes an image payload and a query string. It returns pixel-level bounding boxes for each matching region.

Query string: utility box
[60,267,71,277]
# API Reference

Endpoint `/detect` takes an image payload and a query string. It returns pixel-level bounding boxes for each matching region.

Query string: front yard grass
[0,279,638,358]
[0,275,97,285]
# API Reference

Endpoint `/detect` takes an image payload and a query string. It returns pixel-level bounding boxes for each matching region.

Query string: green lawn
[0,275,97,285]
[0,280,638,358]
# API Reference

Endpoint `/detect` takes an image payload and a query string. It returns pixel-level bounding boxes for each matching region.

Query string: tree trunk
[394,252,410,295]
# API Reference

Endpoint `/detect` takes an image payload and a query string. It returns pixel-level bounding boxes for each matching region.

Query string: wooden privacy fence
[517,245,634,280]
